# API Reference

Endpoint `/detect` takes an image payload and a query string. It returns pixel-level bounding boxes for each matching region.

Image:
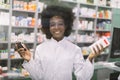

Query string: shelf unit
[0,0,45,74]
[0,0,10,71]
[59,0,112,57]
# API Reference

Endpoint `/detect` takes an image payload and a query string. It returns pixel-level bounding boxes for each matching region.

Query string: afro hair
[41,5,74,39]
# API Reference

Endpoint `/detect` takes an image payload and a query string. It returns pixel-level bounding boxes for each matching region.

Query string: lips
[54,31,61,34]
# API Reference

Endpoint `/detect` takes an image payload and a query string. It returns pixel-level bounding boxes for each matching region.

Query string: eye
[58,22,65,26]
[50,22,65,27]
[50,23,56,27]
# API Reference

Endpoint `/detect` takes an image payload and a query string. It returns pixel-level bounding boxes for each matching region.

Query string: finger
[18,48,26,58]
[14,44,18,51]
[19,53,23,58]
[21,44,28,51]
[100,44,103,48]
[96,44,101,54]
[99,44,106,53]
[15,42,20,49]
[18,48,25,54]
[93,47,97,54]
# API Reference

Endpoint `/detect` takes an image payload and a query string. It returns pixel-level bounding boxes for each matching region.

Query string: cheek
[60,26,65,31]
[62,27,66,33]
[49,27,53,33]
[49,27,65,32]
[63,28,65,34]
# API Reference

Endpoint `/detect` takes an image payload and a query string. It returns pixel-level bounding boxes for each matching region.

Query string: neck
[53,37,64,42]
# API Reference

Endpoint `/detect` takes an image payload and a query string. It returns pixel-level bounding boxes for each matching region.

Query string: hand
[88,44,105,62]
[15,43,31,62]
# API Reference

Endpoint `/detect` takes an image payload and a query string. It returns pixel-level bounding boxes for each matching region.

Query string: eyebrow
[50,20,64,23]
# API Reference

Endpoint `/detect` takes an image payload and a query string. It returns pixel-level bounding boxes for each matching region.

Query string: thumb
[21,44,29,51]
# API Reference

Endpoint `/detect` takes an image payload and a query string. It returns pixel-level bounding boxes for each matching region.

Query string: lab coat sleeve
[73,48,94,80]
[22,47,44,80]
[118,75,120,80]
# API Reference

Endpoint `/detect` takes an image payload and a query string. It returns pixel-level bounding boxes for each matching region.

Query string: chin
[53,36,63,40]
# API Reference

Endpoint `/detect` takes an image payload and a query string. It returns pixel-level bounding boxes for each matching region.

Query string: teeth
[55,31,60,34]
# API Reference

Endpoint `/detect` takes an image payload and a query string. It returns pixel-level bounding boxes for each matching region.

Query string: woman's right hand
[15,43,31,62]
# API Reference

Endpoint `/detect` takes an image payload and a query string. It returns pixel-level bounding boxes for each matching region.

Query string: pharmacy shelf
[98,5,112,9]
[0,1,43,76]
[79,16,96,19]
[78,29,95,32]
[0,3,10,71]
[0,0,43,79]
[96,30,111,32]
[11,42,34,44]
[0,25,9,26]
[12,9,35,13]
[11,58,23,61]
[60,0,113,8]
[0,58,22,60]
[0,7,9,11]
[12,25,40,30]
[59,0,77,3]
[97,18,111,20]
[12,26,35,29]
[79,3,96,7]
[0,41,8,44]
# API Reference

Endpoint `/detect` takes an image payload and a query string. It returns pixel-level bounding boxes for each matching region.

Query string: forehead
[50,16,64,22]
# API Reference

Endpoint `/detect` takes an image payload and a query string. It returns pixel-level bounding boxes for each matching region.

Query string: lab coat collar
[51,37,66,43]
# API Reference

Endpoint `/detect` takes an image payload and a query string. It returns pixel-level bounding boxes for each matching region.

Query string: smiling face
[49,16,65,41]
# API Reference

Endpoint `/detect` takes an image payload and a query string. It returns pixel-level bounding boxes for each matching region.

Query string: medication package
[88,36,110,54]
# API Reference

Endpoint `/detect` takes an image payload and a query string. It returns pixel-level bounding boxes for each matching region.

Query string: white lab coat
[118,75,120,80]
[22,38,94,80]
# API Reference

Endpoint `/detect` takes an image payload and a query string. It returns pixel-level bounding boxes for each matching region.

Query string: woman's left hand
[88,44,104,62]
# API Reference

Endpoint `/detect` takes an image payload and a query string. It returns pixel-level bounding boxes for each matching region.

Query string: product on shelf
[0,12,9,25]
[0,50,8,59]
[80,7,96,17]
[96,20,111,30]
[76,34,94,43]
[0,0,10,9]
[13,0,45,13]
[97,9,112,19]
[12,16,36,27]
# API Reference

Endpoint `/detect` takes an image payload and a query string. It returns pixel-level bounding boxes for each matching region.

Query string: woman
[15,5,105,80]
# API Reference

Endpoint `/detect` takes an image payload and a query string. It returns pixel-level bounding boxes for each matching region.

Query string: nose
[54,24,59,28]
[55,24,59,28]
